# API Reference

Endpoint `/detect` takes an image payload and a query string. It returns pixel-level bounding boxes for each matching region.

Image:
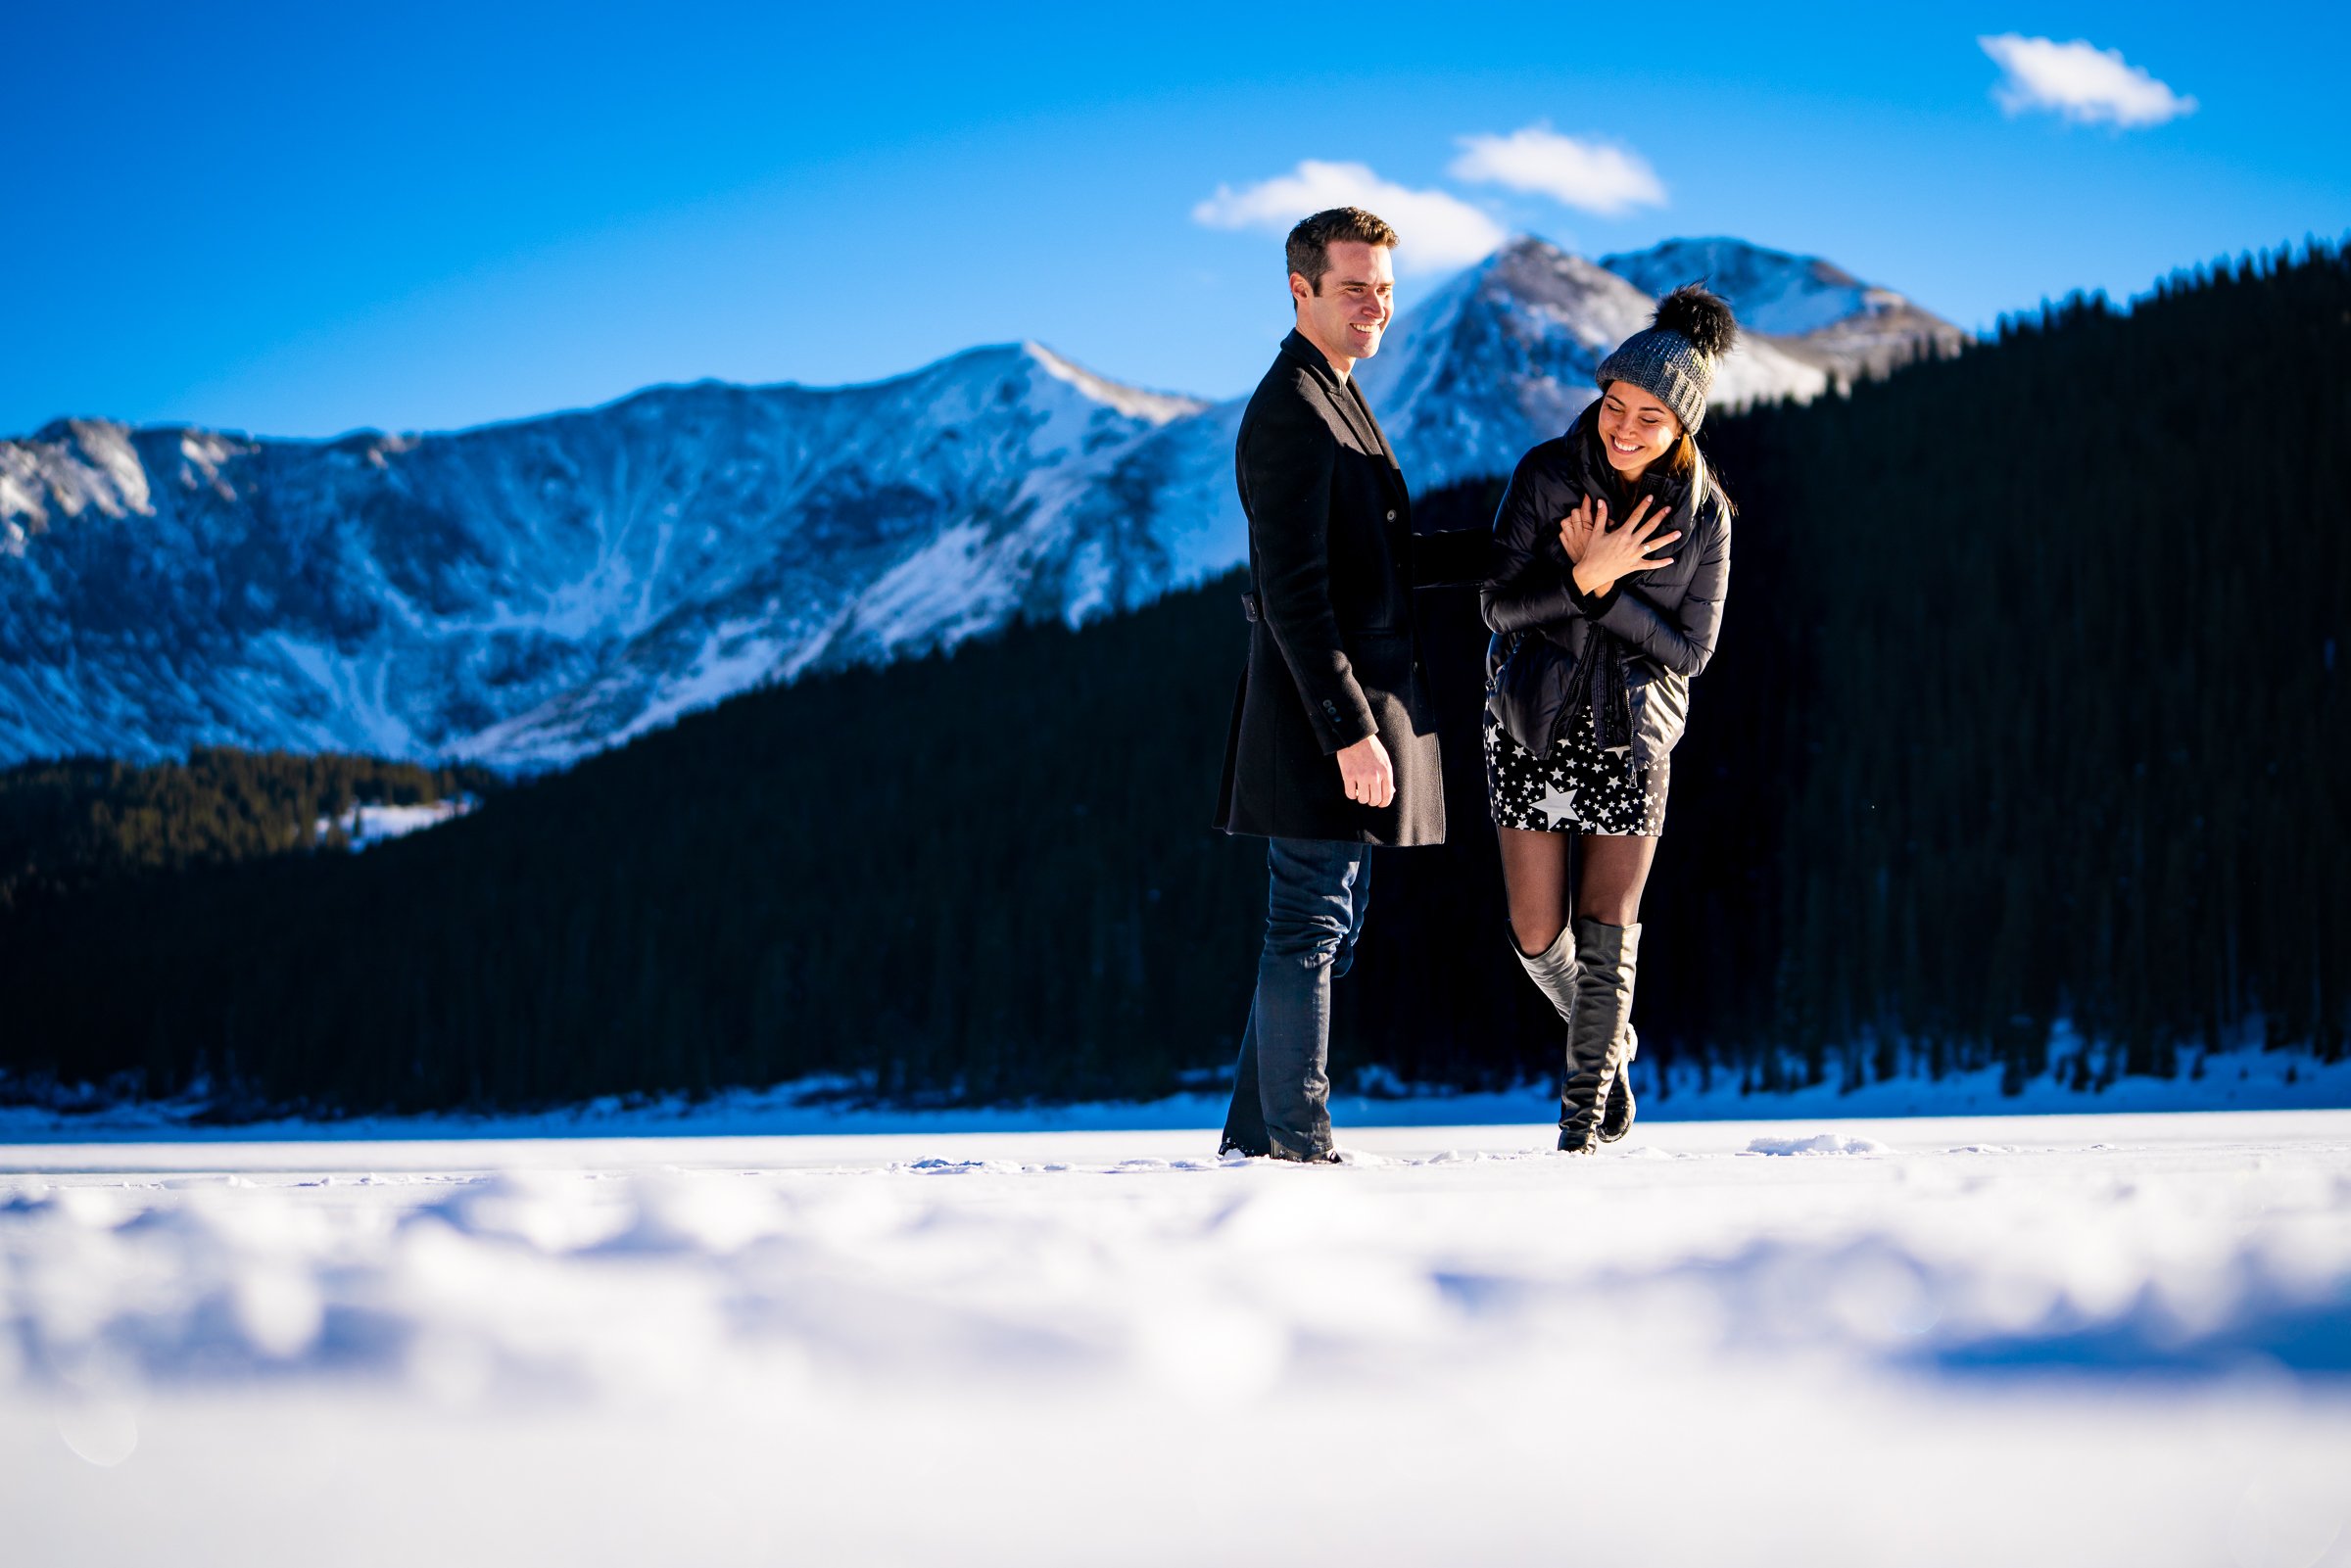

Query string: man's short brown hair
[1285,207,1399,295]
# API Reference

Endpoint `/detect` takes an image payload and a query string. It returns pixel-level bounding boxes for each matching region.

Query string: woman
[1480,285,1736,1153]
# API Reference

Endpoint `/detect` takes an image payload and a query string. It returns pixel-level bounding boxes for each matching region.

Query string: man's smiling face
[1291,240,1395,373]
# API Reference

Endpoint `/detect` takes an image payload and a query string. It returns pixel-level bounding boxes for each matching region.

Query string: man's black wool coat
[1214,330,1488,846]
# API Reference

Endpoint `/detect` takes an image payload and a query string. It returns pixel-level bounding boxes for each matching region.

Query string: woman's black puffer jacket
[1481,403,1732,771]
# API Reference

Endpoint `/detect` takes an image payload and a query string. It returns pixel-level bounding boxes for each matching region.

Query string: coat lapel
[1281,333,1378,451]
[1344,375,1412,510]
[1277,333,1412,510]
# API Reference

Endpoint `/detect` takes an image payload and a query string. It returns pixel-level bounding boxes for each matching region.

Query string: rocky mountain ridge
[0,236,1962,768]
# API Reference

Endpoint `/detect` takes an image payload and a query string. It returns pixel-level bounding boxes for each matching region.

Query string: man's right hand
[1336,733,1395,809]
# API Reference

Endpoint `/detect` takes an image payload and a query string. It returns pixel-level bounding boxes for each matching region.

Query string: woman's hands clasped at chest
[1559,495,1681,600]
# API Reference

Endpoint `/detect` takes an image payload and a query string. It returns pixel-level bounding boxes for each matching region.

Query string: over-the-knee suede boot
[1559,917,1640,1153]
[1515,924,1639,1146]
[1511,923,1580,1020]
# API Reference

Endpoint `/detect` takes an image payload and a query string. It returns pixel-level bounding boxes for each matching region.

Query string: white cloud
[1980,34,2197,127]
[1190,160,1505,270]
[1448,125,1666,216]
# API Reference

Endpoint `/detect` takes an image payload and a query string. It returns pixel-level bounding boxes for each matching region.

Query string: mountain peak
[1601,236,1908,336]
[1492,231,1566,259]
[1,230,1959,771]
[1019,342,1208,426]
[1595,236,1968,379]
[1357,234,1819,494]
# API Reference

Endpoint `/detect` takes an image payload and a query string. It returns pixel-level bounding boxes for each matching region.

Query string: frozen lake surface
[5,1112,2349,1566]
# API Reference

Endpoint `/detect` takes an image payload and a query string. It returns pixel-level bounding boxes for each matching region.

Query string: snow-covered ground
[5,1111,2348,1566]
[313,794,477,848]
[4,1040,2344,1144]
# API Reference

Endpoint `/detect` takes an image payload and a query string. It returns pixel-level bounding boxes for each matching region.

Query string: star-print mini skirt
[1482,701,1670,837]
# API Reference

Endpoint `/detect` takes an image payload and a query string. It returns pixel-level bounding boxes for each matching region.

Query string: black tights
[1498,827,1656,955]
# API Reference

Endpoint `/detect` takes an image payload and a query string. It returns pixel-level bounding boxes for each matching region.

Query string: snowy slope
[1358,236,1831,494]
[3,1114,2348,1566]
[0,347,1211,770]
[0,235,1958,771]
[1602,235,1890,336]
[1602,235,1969,380]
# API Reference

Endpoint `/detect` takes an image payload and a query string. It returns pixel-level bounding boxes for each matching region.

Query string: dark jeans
[1219,837,1373,1161]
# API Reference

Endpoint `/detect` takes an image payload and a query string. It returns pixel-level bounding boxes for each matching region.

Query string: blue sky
[6,0,2344,439]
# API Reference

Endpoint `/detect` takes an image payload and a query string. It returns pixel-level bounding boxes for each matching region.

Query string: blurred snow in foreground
[2,1113,2347,1566]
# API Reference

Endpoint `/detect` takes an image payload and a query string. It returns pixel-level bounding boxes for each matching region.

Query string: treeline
[0,244,2342,1115]
[1702,246,2348,1088]
[0,596,1271,1112]
[0,748,501,918]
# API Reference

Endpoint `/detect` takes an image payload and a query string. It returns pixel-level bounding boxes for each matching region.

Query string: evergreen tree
[2,245,2342,1115]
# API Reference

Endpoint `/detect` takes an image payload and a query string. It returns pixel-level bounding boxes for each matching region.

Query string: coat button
[1385,509,1397,521]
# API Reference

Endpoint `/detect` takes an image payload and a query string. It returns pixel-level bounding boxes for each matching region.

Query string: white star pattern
[1484,706,1665,837]
[1533,777,1580,828]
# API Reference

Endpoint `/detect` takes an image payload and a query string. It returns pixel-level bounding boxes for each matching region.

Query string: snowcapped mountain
[1600,236,1967,380]
[0,346,1216,769]
[0,235,1958,770]
[1357,236,1832,494]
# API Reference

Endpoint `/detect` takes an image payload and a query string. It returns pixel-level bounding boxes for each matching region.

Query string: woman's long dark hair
[1671,430,1738,517]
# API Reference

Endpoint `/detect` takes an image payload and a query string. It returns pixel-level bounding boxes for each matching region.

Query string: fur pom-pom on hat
[1595,282,1742,434]
[1652,283,1738,359]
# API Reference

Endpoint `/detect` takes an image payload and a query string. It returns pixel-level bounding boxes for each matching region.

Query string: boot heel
[1600,1024,1637,1143]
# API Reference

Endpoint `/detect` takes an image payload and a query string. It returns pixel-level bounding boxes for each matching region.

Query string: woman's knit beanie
[1595,283,1740,433]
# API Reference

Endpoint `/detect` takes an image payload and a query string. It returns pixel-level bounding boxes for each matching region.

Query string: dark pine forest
[2,247,2344,1116]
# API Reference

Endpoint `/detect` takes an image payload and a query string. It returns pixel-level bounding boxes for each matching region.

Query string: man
[1214,207,1490,1161]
